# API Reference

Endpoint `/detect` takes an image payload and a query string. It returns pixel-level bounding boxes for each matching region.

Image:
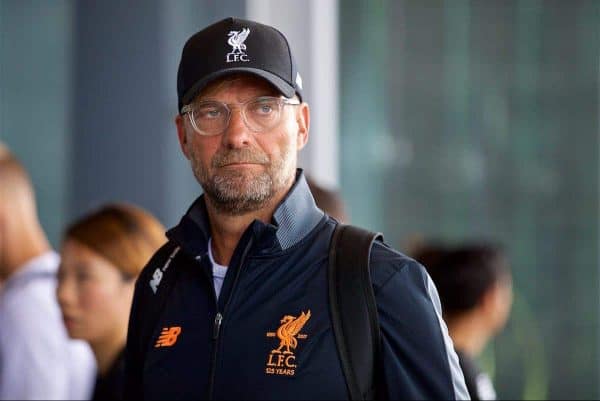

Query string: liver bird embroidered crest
[272,310,311,354]
[227,28,250,54]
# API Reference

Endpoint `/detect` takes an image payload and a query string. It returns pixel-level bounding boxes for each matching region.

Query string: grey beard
[189,145,295,216]
[201,169,275,215]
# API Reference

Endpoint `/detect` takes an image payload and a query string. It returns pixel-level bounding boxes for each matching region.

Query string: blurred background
[1,0,598,399]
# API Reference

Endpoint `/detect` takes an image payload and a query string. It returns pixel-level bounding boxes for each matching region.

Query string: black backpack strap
[328,224,384,400]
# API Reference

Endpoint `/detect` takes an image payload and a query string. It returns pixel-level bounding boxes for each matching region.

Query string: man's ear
[296,103,310,150]
[480,282,510,332]
[175,114,191,160]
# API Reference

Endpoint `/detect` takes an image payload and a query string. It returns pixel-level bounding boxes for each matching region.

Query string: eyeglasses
[181,96,301,136]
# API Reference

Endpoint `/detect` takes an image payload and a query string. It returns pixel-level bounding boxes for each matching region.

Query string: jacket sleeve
[370,242,470,400]
[124,242,175,400]
[124,265,149,400]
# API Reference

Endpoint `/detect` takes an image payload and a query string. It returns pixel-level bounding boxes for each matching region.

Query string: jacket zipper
[207,312,223,398]
[207,238,254,399]
[213,312,223,339]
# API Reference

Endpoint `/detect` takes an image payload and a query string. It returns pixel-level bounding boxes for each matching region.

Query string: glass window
[340,1,599,399]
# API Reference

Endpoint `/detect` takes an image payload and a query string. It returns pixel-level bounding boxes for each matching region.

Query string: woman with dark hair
[56,204,166,400]
[413,243,513,401]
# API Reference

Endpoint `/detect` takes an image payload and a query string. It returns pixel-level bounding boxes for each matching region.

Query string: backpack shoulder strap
[328,223,384,401]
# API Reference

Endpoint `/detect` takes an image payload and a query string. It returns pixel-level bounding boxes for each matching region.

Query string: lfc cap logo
[226,28,250,63]
[265,310,311,376]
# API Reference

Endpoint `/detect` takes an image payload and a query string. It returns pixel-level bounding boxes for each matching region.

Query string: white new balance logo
[149,246,180,294]
[149,268,163,293]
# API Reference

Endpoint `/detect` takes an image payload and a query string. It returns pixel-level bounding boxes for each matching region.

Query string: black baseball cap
[177,17,304,113]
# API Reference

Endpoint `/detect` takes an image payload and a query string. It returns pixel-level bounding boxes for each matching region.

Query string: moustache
[212,149,269,167]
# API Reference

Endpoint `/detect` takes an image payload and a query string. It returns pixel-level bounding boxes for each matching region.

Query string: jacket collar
[166,169,324,257]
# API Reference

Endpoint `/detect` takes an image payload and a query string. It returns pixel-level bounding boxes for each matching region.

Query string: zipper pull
[213,312,223,339]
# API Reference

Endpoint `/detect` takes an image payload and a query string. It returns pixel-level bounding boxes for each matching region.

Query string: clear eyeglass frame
[181,96,301,136]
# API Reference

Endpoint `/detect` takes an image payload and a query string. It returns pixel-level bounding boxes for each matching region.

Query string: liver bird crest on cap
[227,28,250,55]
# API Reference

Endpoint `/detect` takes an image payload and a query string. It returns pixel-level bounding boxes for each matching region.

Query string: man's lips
[213,149,269,167]
[220,162,264,167]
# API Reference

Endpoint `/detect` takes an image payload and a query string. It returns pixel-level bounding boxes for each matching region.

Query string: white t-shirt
[0,252,96,400]
[207,239,228,299]
[476,372,497,400]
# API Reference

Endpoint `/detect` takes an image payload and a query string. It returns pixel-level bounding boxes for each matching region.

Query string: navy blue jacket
[124,171,469,400]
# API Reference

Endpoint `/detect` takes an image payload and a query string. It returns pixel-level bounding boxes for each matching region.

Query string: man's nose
[221,108,252,148]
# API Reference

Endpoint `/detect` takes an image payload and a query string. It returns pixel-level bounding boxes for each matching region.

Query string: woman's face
[56,239,134,343]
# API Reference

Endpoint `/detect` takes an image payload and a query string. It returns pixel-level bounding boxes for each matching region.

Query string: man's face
[176,75,309,215]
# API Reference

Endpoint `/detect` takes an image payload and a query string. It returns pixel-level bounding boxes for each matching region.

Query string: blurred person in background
[412,242,513,401]
[0,144,7,292]
[57,203,166,400]
[0,142,96,400]
[305,175,348,223]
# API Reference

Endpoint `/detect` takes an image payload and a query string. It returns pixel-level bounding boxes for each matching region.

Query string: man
[0,143,96,399]
[413,243,513,400]
[124,17,469,400]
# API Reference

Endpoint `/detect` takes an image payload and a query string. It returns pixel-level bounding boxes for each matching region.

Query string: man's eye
[259,104,273,114]
[252,101,277,115]
[199,108,222,119]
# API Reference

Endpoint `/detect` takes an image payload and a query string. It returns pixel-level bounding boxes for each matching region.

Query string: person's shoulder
[0,274,59,323]
[0,278,67,348]
[369,240,428,293]
[137,240,180,281]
